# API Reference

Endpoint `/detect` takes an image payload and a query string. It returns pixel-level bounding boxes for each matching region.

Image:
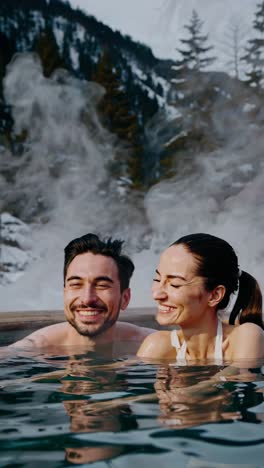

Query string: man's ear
[208,285,226,308]
[121,288,131,311]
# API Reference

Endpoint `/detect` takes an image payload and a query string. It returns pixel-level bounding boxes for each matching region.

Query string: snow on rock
[0,213,34,285]
[164,130,187,148]
[165,105,182,122]
[1,212,31,248]
[243,102,257,113]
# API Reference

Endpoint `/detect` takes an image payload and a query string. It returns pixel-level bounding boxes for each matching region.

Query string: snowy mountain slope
[1,1,264,310]
[70,0,258,76]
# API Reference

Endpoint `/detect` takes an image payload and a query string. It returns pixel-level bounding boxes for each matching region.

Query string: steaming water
[1,52,264,311]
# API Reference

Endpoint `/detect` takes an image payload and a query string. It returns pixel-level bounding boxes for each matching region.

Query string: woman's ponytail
[229,271,263,329]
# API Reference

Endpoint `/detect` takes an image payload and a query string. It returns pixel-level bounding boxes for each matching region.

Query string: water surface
[0,349,264,467]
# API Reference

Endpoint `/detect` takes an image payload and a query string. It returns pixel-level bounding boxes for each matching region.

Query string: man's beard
[68,316,116,337]
[67,301,121,338]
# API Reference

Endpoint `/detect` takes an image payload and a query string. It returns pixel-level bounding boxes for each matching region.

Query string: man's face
[64,252,130,337]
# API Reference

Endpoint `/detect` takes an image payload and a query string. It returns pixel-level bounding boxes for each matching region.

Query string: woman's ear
[208,285,226,308]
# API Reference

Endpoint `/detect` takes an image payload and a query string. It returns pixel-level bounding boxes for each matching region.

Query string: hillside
[1,0,264,299]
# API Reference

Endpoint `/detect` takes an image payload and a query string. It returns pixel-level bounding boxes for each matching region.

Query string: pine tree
[164,10,218,176]
[0,33,15,141]
[62,22,74,70]
[34,28,64,77]
[171,9,215,107]
[243,1,264,90]
[171,9,216,111]
[0,32,15,96]
[175,9,215,74]
[92,50,144,188]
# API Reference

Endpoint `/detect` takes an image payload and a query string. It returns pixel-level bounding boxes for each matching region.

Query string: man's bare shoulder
[116,321,156,341]
[9,322,69,349]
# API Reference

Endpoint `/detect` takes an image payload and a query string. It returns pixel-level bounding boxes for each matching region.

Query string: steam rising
[145,134,264,287]
[0,53,149,310]
[1,53,264,311]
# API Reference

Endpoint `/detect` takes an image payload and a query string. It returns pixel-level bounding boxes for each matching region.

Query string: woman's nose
[152,282,167,300]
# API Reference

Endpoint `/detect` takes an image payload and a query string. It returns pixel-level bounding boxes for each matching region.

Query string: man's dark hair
[64,233,134,291]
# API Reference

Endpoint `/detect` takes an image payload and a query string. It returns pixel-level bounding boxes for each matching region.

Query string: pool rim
[0,307,157,331]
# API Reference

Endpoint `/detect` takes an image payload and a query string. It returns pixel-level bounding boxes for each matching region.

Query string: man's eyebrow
[66,276,82,282]
[66,275,114,283]
[155,269,186,281]
[94,276,114,283]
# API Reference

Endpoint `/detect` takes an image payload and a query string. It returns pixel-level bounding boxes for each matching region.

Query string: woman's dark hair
[172,233,263,329]
[64,233,134,292]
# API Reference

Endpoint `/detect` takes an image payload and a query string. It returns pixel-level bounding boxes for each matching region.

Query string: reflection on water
[0,351,264,466]
[154,365,264,428]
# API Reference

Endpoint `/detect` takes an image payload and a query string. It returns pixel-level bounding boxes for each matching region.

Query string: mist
[1,52,264,311]
[0,53,151,311]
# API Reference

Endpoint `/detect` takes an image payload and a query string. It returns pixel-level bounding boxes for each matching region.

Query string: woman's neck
[180,310,219,360]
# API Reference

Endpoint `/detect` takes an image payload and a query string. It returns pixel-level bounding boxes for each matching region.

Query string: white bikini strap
[171,330,187,362]
[177,340,187,361]
[171,329,181,349]
[172,320,223,363]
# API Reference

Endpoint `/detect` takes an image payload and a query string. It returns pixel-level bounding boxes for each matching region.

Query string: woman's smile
[158,305,178,313]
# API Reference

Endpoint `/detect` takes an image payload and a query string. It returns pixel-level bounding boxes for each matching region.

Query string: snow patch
[70,46,79,69]
[243,102,256,113]
[0,213,34,285]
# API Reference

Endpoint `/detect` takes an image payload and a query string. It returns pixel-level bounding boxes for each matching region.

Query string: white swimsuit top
[171,317,223,364]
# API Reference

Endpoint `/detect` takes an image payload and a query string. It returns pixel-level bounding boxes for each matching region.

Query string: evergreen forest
[1,0,264,220]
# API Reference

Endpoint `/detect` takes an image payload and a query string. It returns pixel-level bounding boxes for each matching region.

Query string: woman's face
[152,244,212,327]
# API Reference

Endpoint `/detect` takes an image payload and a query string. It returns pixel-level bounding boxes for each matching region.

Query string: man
[10,233,154,352]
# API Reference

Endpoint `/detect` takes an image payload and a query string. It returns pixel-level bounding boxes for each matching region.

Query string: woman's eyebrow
[155,269,186,281]
[167,274,187,281]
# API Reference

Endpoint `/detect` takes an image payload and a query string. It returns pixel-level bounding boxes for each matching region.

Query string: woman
[137,233,264,362]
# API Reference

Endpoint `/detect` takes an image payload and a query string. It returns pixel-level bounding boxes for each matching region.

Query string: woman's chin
[156,310,180,326]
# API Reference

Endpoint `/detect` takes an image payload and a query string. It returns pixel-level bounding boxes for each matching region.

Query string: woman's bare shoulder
[227,322,264,359]
[229,322,264,339]
[137,330,173,359]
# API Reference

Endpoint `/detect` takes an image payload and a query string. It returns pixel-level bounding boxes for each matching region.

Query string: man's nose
[80,285,97,304]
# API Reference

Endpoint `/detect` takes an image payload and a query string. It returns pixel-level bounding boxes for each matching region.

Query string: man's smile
[78,310,102,316]
[74,306,107,322]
